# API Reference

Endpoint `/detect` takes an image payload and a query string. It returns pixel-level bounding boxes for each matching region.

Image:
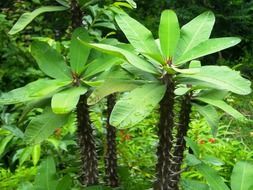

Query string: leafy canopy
[81,9,251,129]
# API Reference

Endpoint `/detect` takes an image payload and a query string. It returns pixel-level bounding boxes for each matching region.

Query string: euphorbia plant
[3,0,135,187]
[0,27,121,185]
[82,10,251,189]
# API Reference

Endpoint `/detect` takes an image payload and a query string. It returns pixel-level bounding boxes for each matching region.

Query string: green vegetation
[0,0,252,190]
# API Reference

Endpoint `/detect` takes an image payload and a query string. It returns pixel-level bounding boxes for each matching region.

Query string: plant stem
[105,94,119,187]
[77,95,99,185]
[170,93,192,189]
[70,0,82,29]
[71,0,99,186]
[154,74,175,190]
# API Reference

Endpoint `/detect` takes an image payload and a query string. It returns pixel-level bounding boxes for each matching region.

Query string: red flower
[198,139,205,144]
[208,138,216,143]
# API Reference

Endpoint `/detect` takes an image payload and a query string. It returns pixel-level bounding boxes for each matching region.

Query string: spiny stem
[170,93,192,189]
[77,95,99,185]
[105,94,119,187]
[71,0,99,186]
[154,74,175,190]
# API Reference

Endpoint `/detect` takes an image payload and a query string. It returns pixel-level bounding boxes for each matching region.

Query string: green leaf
[193,104,219,137]
[32,144,41,166]
[88,80,142,105]
[202,155,224,166]
[110,83,166,128]
[174,87,190,96]
[197,89,229,100]
[115,14,162,62]
[184,137,200,157]
[81,41,159,74]
[196,97,245,120]
[0,135,13,157]
[19,98,51,123]
[172,66,200,74]
[175,11,215,59]
[17,181,34,190]
[175,38,241,66]
[19,147,32,166]
[56,0,70,8]
[186,154,202,166]
[24,108,69,144]
[56,175,72,190]
[231,161,253,190]
[34,156,57,190]
[83,56,122,79]
[177,66,251,95]
[125,0,137,8]
[189,60,201,68]
[82,80,104,87]
[9,6,68,35]
[121,63,158,81]
[0,87,33,105]
[196,163,230,190]
[2,125,24,139]
[31,41,72,79]
[27,79,71,97]
[70,28,90,74]
[181,178,209,190]
[0,79,69,105]
[51,86,87,114]
[159,10,180,60]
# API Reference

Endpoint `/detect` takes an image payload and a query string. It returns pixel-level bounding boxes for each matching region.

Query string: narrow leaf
[0,79,70,105]
[186,154,202,166]
[56,175,72,190]
[27,79,71,97]
[175,38,241,66]
[115,14,162,62]
[32,144,41,166]
[175,11,215,59]
[181,179,209,190]
[83,56,122,79]
[0,136,13,157]
[196,163,230,190]
[110,83,166,128]
[177,66,251,95]
[202,155,224,166]
[34,157,57,190]
[193,104,219,136]
[196,97,245,120]
[0,87,33,105]
[80,41,160,74]
[51,86,87,114]
[19,147,32,166]
[159,10,180,60]
[184,137,200,157]
[88,80,142,105]
[9,6,68,35]
[231,161,253,190]
[31,41,72,79]
[70,28,90,74]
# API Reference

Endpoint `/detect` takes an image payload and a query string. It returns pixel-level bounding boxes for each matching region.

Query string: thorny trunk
[170,93,192,190]
[77,95,99,185]
[154,74,175,190]
[105,94,119,187]
[154,75,192,190]
[71,0,99,186]
[70,0,82,29]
